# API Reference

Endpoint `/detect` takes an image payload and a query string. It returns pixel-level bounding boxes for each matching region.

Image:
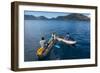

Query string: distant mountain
[24,15,48,20]
[64,13,90,21]
[24,15,36,20]
[54,13,90,21]
[24,13,90,21]
[36,16,47,20]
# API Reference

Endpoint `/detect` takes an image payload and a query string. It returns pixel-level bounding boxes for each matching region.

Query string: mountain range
[24,13,90,21]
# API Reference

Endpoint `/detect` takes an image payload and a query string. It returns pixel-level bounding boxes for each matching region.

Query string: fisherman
[40,37,46,49]
[65,33,74,41]
[64,33,70,40]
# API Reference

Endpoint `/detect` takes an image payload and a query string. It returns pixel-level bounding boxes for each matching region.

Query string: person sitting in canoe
[39,33,56,50]
[40,36,52,49]
[37,33,56,57]
[64,33,75,41]
[37,37,46,56]
[64,33,70,40]
[40,37,46,49]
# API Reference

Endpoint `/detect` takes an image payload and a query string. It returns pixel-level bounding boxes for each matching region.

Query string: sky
[24,10,90,18]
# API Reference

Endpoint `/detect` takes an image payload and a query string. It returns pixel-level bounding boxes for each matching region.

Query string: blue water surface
[24,20,90,61]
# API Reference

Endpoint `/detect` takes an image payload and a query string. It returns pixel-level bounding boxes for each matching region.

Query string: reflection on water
[24,20,90,61]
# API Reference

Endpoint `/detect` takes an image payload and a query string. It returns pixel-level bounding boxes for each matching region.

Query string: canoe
[36,38,57,59]
[56,37,76,45]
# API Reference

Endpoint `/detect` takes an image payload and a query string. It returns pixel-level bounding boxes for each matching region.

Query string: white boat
[56,37,76,45]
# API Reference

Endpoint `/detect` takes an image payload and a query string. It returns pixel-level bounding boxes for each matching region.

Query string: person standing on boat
[47,33,56,45]
[52,32,56,40]
[40,37,46,49]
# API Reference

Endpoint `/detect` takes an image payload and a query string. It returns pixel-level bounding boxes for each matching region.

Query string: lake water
[24,20,90,61]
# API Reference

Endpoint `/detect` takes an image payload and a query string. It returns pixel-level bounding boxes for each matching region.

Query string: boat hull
[57,37,76,45]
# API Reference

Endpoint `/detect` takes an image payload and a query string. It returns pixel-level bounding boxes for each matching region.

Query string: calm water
[24,20,90,61]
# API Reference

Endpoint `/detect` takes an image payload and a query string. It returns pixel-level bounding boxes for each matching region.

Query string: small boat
[56,37,76,45]
[36,38,57,59]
